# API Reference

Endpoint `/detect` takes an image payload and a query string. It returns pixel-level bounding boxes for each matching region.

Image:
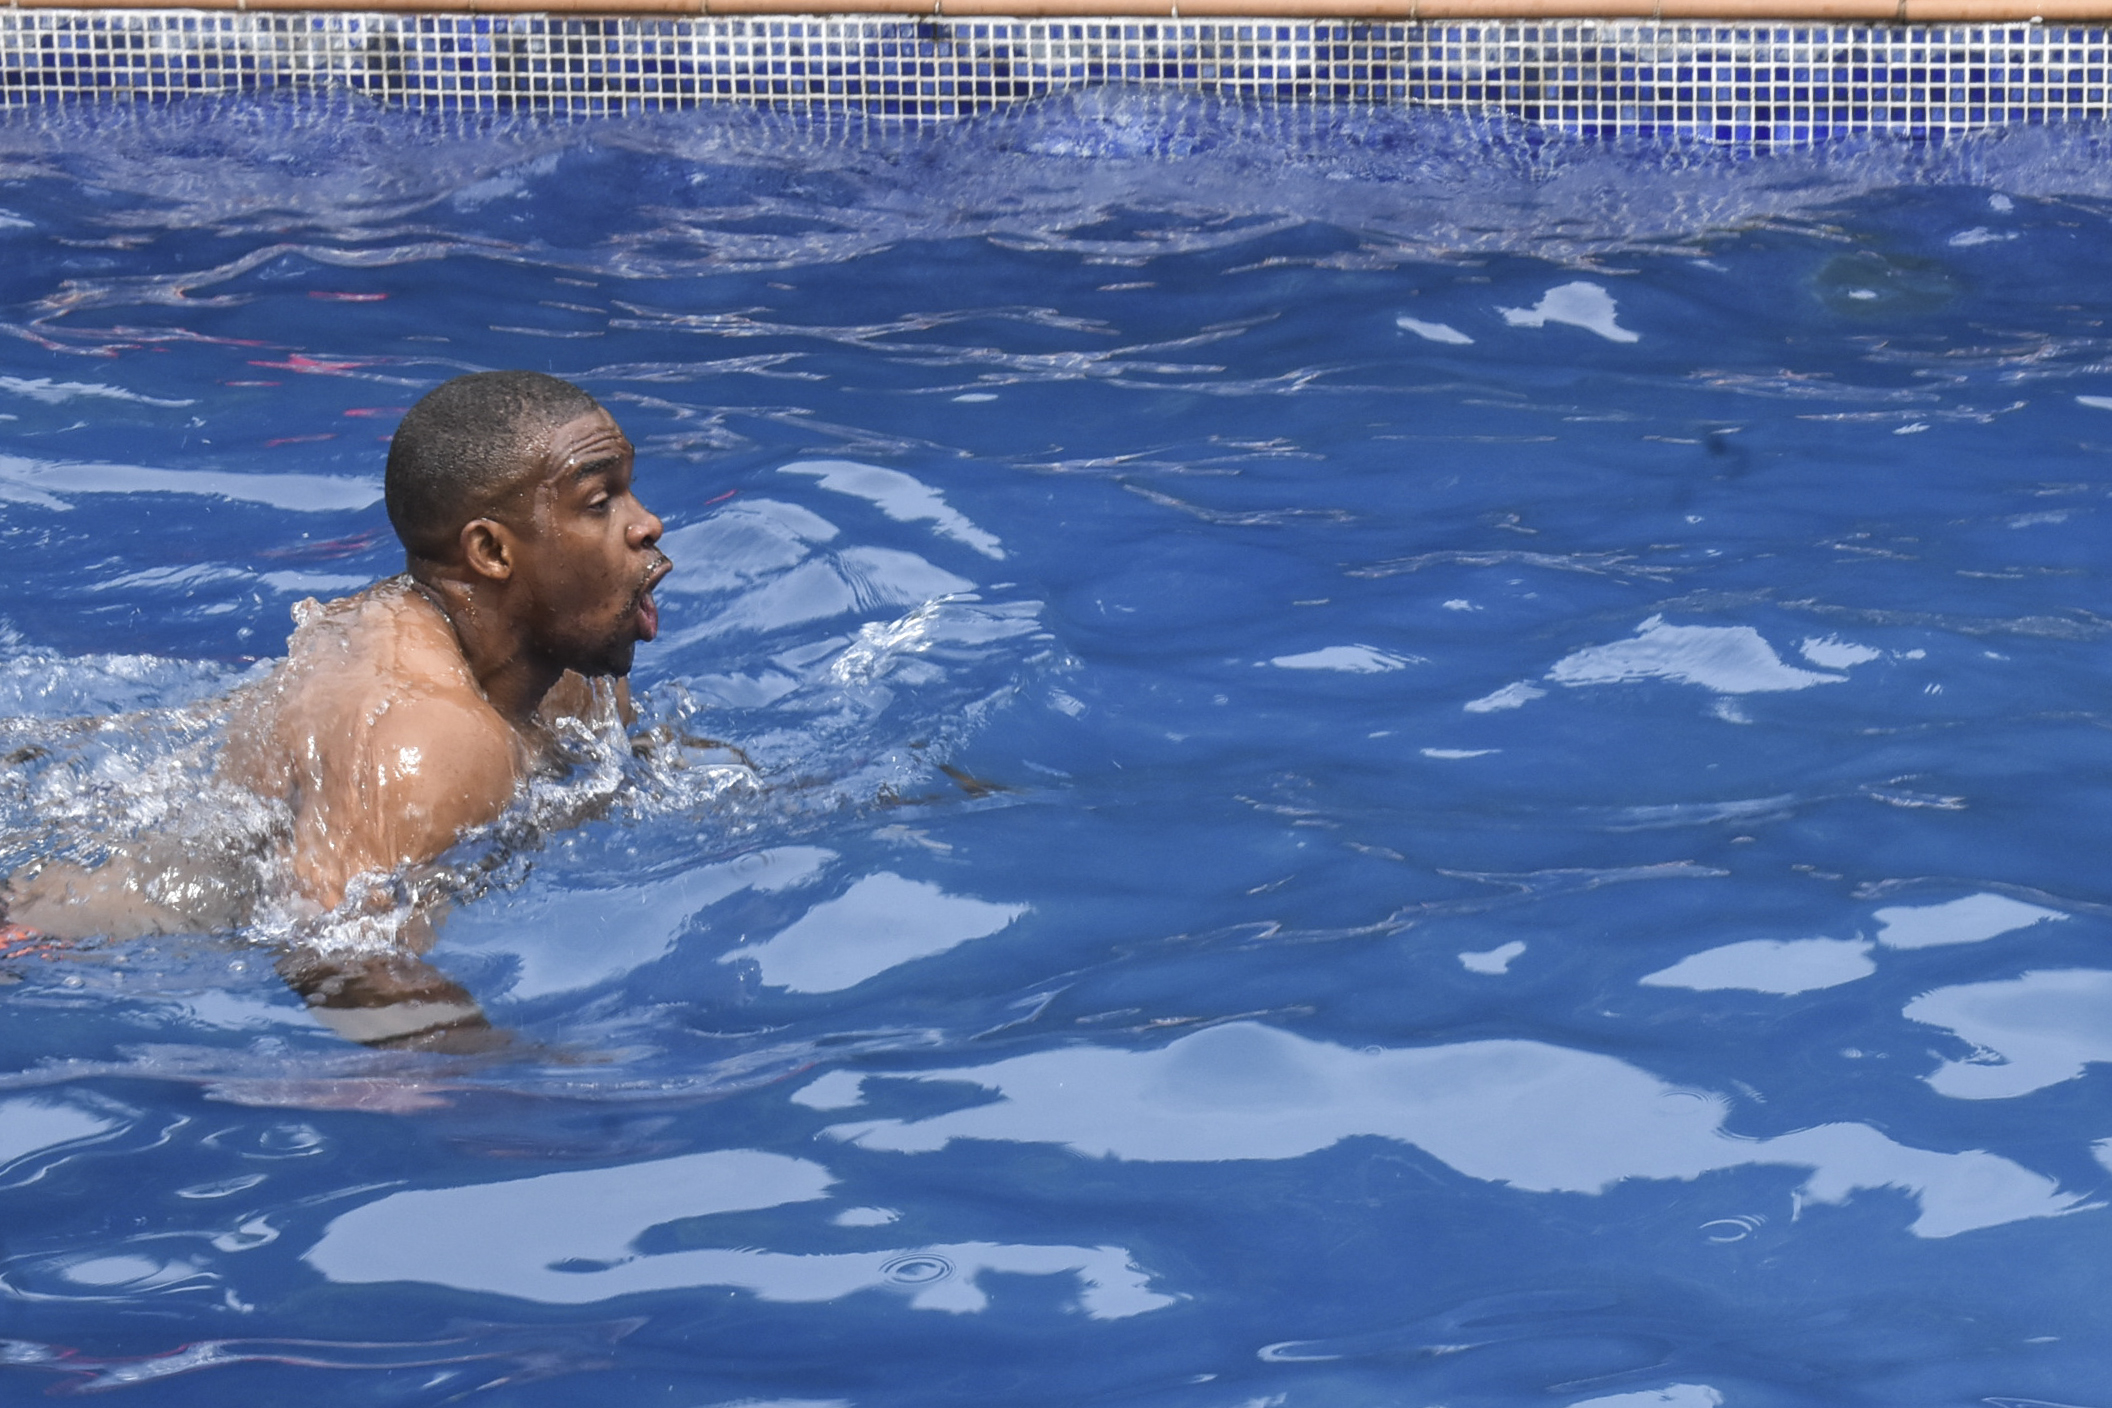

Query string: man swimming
[3,370,672,1049]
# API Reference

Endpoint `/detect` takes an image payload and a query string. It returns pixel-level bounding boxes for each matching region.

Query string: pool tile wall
[0,9,2106,142]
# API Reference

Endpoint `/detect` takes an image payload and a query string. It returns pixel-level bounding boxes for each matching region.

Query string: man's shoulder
[363,692,520,818]
[249,577,515,788]
[273,581,494,728]
[289,577,474,682]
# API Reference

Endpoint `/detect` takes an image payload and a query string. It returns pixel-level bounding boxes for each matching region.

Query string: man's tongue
[636,590,659,641]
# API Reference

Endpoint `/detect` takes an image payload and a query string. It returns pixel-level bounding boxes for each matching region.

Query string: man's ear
[460,518,516,582]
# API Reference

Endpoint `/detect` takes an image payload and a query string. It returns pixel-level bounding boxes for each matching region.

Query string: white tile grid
[0,11,2105,142]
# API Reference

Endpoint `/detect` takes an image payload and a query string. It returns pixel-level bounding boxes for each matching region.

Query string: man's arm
[276,944,508,1053]
[5,850,205,941]
[275,700,520,1049]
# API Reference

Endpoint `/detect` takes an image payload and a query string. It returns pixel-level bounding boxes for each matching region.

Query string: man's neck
[404,571,562,728]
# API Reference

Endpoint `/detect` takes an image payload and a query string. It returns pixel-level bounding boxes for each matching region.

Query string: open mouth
[633,556,672,642]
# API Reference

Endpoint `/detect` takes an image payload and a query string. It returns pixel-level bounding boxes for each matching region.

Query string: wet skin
[7,407,672,1050]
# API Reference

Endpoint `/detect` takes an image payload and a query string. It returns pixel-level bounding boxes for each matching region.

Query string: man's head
[387,371,669,679]
[386,371,600,560]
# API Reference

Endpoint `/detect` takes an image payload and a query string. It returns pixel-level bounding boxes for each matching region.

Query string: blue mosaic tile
[0,10,2105,143]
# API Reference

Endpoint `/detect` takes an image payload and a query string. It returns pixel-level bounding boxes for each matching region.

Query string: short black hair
[384,370,601,561]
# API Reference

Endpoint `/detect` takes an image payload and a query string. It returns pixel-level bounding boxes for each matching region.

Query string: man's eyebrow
[567,451,628,481]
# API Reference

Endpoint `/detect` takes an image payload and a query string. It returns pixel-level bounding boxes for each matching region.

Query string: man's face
[506,407,670,678]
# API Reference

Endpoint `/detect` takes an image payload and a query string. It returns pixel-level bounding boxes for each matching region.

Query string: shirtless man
[3,370,672,1049]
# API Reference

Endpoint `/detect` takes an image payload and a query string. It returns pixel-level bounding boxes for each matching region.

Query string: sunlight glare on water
[3,91,2112,1405]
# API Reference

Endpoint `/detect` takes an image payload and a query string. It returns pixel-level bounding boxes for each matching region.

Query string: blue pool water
[7,92,2112,1405]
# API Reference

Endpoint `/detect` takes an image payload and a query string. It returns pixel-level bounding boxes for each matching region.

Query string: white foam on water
[449,151,561,209]
[1640,938,1876,995]
[0,645,246,717]
[1423,747,1498,759]
[1498,281,1639,343]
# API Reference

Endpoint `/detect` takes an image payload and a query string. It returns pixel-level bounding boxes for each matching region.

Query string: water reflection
[722,872,1026,994]
[1460,615,1874,718]
[0,454,378,514]
[1,1319,641,1393]
[657,495,976,643]
[1268,645,1412,674]
[1872,893,2065,949]
[305,1148,1172,1317]
[780,460,1006,560]
[447,846,833,1000]
[1907,968,2112,1099]
[1570,1388,1722,1408]
[822,1023,2077,1237]
[1497,281,1640,344]
[1547,616,1846,694]
[1641,938,1875,995]
[7,93,2112,1403]
[0,1097,117,1174]
[1638,892,2072,998]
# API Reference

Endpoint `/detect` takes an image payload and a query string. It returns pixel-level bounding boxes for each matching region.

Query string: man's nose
[629,507,664,551]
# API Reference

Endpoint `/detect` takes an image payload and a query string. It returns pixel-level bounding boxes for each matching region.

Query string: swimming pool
[5,89,2112,1405]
